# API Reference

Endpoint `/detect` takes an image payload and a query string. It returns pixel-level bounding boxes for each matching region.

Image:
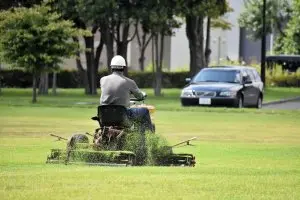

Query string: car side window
[242,70,248,77]
[246,69,255,82]
[252,69,262,82]
[234,71,242,83]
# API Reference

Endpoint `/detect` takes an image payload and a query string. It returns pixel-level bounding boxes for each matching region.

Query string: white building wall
[170,22,190,71]
[225,0,245,61]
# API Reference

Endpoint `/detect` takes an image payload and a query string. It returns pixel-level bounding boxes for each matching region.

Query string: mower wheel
[70,134,89,143]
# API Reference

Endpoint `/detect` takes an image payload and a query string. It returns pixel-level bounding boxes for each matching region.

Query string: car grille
[195,91,216,97]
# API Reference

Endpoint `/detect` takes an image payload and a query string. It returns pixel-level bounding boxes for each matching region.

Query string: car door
[252,69,264,94]
[247,69,260,105]
[242,69,257,106]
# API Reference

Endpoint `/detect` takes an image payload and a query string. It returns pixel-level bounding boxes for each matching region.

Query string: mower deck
[46,148,196,167]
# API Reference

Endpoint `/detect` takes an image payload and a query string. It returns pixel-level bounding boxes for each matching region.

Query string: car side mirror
[242,76,252,84]
[185,78,191,83]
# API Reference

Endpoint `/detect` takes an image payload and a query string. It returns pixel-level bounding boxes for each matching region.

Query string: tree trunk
[102,25,114,71]
[151,37,155,73]
[186,15,206,76]
[116,41,128,60]
[95,33,104,72]
[117,40,128,75]
[139,35,152,71]
[116,22,131,76]
[94,32,104,91]
[32,73,37,103]
[84,36,97,95]
[75,53,89,94]
[205,17,211,66]
[137,25,153,71]
[38,71,48,95]
[154,34,164,96]
[73,37,89,94]
[106,40,114,72]
[139,48,146,71]
[0,62,2,95]
[52,72,57,95]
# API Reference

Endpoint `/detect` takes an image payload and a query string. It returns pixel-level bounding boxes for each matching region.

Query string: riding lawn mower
[46,98,196,167]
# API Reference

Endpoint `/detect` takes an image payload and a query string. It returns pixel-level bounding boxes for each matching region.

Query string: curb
[263,96,300,106]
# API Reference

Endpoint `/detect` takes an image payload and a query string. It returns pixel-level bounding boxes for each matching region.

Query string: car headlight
[219,91,236,97]
[181,89,195,97]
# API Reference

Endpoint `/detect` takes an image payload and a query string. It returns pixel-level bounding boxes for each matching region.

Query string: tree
[135,1,154,71]
[135,22,152,71]
[50,0,103,95]
[136,22,153,71]
[75,0,116,74]
[76,0,138,76]
[0,0,43,96]
[144,0,180,96]
[177,0,228,76]
[0,0,49,95]
[0,5,87,102]
[205,17,232,65]
[283,0,300,54]
[113,0,138,70]
[238,0,291,53]
[0,61,2,95]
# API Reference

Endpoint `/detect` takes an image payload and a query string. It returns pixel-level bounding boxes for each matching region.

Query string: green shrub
[1,69,190,88]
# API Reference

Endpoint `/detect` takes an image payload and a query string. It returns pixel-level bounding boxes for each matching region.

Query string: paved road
[263,99,300,110]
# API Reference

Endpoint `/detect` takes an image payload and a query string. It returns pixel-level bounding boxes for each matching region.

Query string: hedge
[0,69,190,88]
[267,74,300,87]
[1,69,299,88]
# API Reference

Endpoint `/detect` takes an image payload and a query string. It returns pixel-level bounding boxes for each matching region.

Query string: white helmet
[110,55,126,69]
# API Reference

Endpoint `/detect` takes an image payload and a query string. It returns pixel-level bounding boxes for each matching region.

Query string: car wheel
[256,96,262,109]
[234,95,243,108]
[181,100,190,107]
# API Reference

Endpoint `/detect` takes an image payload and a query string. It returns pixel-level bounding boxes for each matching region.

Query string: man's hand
[141,91,147,99]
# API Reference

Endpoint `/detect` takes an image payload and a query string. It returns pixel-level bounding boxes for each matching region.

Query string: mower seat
[97,105,131,128]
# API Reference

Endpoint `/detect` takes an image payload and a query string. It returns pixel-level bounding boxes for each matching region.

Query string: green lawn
[0,88,300,200]
[0,87,300,110]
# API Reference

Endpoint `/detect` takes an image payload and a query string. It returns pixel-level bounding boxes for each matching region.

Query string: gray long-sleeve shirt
[99,72,144,107]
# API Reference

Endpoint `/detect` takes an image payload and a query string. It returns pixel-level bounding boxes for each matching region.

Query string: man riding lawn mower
[99,55,154,134]
[46,56,196,166]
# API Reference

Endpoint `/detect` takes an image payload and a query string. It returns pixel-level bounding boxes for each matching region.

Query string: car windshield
[192,69,241,83]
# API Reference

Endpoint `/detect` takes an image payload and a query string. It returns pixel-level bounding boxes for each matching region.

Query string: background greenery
[2,67,300,88]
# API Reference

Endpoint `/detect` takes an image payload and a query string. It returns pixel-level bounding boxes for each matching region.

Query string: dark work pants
[126,107,153,133]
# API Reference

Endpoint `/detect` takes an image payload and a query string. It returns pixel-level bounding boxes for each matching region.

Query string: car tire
[256,95,262,109]
[234,95,243,108]
[181,100,190,107]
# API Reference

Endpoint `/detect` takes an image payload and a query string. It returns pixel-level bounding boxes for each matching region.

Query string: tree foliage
[0,5,87,102]
[0,0,42,10]
[238,0,291,41]
[211,17,232,30]
[282,0,300,54]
